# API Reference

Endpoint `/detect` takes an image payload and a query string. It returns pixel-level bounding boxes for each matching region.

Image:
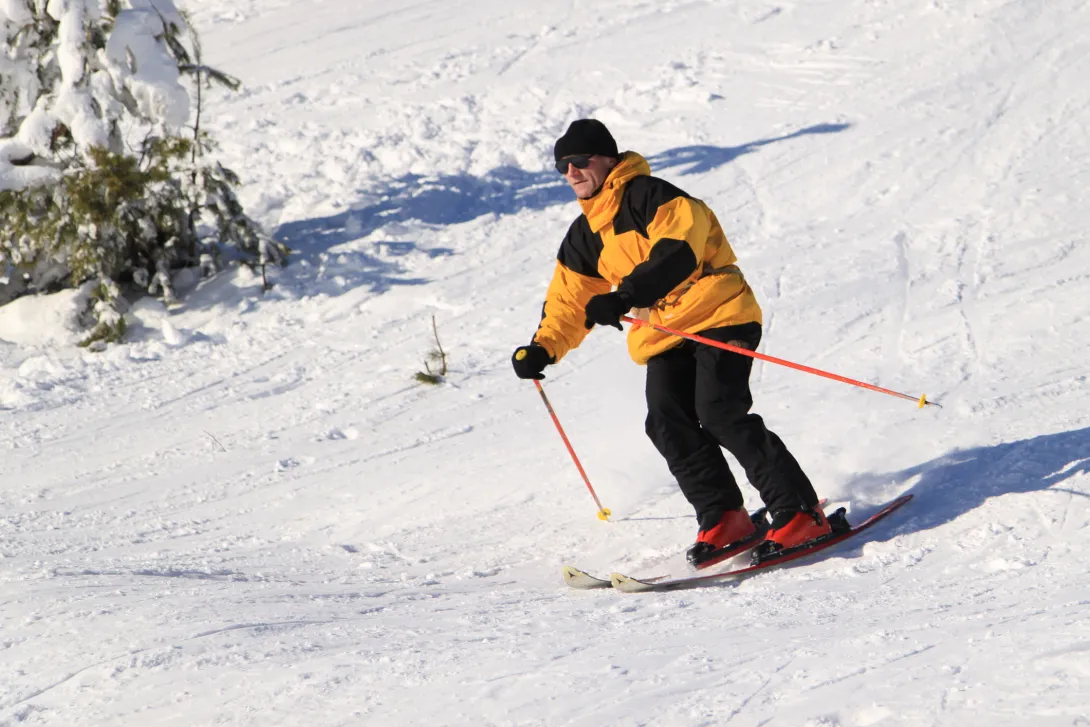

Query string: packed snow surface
[3,0,1090,725]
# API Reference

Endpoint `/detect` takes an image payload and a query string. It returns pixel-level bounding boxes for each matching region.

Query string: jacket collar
[577,152,650,233]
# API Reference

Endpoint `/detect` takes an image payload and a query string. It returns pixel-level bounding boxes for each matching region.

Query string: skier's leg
[645,342,745,530]
[691,323,820,514]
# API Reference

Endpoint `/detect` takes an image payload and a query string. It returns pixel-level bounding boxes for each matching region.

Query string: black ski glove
[584,292,631,330]
[511,343,553,380]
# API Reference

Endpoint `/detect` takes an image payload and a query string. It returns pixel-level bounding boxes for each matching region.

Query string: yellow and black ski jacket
[533,152,763,365]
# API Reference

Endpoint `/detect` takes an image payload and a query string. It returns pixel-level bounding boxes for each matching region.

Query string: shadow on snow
[847,425,1090,534]
[621,426,1090,534]
[273,123,852,295]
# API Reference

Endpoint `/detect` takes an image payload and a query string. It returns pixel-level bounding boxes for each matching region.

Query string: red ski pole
[623,316,939,408]
[533,380,612,521]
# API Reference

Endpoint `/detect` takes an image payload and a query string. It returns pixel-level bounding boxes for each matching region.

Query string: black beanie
[554,119,619,162]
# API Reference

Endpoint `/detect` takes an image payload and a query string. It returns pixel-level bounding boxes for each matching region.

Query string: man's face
[559,155,618,199]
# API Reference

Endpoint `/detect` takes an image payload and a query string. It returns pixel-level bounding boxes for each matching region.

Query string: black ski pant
[644,322,819,531]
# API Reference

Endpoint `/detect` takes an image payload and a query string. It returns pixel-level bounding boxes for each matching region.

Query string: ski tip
[561,565,588,584]
[561,565,612,589]
[609,572,658,593]
[562,565,588,580]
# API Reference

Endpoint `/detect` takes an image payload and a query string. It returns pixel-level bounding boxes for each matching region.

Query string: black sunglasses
[555,155,594,174]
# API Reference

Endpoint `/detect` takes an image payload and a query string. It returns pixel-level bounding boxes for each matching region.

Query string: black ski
[561,507,773,589]
[610,494,913,593]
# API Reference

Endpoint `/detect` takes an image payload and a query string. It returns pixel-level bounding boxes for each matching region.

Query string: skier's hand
[511,343,553,380]
[584,292,631,330]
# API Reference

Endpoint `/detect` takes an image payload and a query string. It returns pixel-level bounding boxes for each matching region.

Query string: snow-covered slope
[3,1,1090,725]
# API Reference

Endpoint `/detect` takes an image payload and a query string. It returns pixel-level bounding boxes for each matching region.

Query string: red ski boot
[686,509,757,567]
[751,505,833,564]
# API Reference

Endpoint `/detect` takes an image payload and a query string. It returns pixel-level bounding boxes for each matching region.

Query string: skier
[511,119,832,564]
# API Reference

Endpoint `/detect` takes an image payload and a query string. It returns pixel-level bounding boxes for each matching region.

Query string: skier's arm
[617,191,710,307]
[534,260,612,362]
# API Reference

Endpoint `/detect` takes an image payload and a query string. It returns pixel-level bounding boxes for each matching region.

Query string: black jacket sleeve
[612,176,700,307]
[617,239,698,307]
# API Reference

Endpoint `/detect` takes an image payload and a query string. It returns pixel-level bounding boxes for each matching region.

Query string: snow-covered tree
[0,0,286,346]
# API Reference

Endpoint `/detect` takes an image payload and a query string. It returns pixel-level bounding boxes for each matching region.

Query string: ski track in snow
[3,0,1090,724]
